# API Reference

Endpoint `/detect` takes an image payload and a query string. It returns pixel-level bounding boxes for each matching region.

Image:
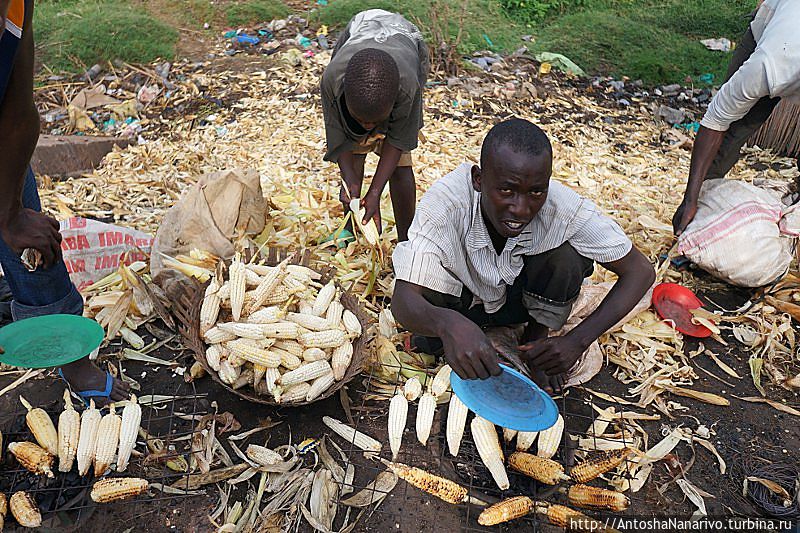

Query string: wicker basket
[173,247,371,406]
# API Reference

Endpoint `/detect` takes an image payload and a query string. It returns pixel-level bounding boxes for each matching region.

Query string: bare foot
[58,357,130,406]
[532,370,565,396]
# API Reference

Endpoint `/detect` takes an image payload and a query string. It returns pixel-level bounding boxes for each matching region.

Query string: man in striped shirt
[391,119,654,392]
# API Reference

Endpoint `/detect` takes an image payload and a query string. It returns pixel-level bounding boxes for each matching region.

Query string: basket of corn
[174,247,370,405]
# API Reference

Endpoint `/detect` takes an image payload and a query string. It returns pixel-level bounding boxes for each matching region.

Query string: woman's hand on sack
[0,209,63,268]
[441,317,502,380]
[519,334,587,376]
[672,197,698,236]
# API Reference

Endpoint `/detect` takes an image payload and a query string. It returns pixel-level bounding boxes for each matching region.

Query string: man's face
[348,105,391,131]
[472,144,552,239]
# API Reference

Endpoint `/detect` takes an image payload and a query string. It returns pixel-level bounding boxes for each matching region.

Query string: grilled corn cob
[278,382,311,403]
[91,477,149,503]
[279,360,333,386]
[503,428,518,444]
[8,442,54,478]
[247,306,284,324]
[446,393,468,456]
[536,502,619,532]
[388,393,408,460]
[218,322,267,339]
[430,365,452,397]
[199,276,222,335]
[403,377,422,401]
[537,414,563,459]
[565,484,630,511]
[205,344,223,372]
[0,492,6,531]
[20,396,58,456]
[203,326,237,344]
[9,492,40,528]
[246,444,282,466]
[342,309,362,337]
[331,341,353,380]
[58,389,80,472]
[116,395,141,472]
[471,416,509,490]
[416,392,436,446]
[247,259,288,313]
[516,431,538,452]
[508,452,570,485]
[302,347,328,362]
[570,448,633,483]
[350,198,380,246]
[380,459,480,505]
[228,258,247,321]
[306,371,335,401]
[312,281,336,316]
[77,399,102,476]
[227,339,281,368]
[299,329,347,349]
[322,416,381,452]
[478,496,534,526]
[325,300,344,328]
[94,403,122,476]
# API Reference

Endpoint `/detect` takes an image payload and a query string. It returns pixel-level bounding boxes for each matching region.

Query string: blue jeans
[0,168,83,320]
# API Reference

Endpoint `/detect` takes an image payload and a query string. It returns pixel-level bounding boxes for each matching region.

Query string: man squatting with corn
[391,119,655,392]
[321,9,428,243]
[0,0,129,403]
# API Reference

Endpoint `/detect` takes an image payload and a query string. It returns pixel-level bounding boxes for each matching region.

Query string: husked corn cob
[350,198,380,246]
[58,389,80,473]
[8,442,54,478]
[471,416,509,490]
[263,285,290,305]
[218,360,240,385]
[306,371,335,401]
[116,395,141,472]
[227,352,246,367]
[478,496,534,526]
[246,444,282,466]
[279,382,311,403]
[570,447,633,483]
[205,344,223,371]
[253,364,266,386]
[0,492,6,531]
[331,341,353,380]
[247,259,289,314]
[227,339,281,368]
[287,264,321,281]
[247,306,284,324]
[566,484,630,511]
[299,329,347,349]
[233,368,254,390]
[312,281,336,317]
[272,347,302,370]
[261,322,301,339]
[536,503,618,533]
[446,393,468,456]
[430,365,452,396]
[218,322,266,340]
[245,263,271,276]
[279,360,332,386]
[9,492,40,528]
[217,281,230,301]
[342,309,362,337]
[203,326,237,344]
[273,340,304,357]
[94,403,122,476]
[264,367,280,393]
[20,396,58,456]
[516,431,538,452]
[508,452,570,485]
[90,477,149,503]
[378,307,397,338]
[280,275,306,293]
[380,459,470,504]
[322,416,381,452]
[537,414,563,459]
[416,392,436,446]
[325,300,344,328]
[404,377,422,401]
[388,393,408,461]
[245,268,262,287]
[503,428,518,444]
[77,399,102,476]
[228,258,247,321]
[199,276,222,335]
[302,347,329,362]
[287,312,331,331]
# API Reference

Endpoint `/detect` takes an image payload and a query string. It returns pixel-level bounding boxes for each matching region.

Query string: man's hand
[519,334,587,376]
[672,197,698,236]
[360,190,383,234]
[441,317,502,380]
[0,209,63,268]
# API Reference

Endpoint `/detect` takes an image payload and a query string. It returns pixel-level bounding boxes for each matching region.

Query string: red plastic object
[652,283,713,338]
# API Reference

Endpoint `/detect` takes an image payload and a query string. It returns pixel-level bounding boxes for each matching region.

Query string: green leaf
[749,357,766,396]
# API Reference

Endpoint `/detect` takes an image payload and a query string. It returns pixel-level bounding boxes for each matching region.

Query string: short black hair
[344,48,400,122]
[480,118,552,167]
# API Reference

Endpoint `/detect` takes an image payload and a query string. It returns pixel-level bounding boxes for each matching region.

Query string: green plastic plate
[0,315,104,369]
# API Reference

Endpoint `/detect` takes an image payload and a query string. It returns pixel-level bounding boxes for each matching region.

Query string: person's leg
[389,161,415,242]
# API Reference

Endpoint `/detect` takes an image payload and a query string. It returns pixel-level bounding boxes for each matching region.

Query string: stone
[30,135,132,178]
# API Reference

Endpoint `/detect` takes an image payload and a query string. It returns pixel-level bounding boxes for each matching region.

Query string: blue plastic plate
[450,364,559,432]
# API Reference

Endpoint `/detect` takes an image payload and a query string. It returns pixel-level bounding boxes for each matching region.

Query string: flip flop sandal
[57,368,116,407]
[320,229,355,249]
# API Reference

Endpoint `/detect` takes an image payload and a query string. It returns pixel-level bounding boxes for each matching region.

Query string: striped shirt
[392,163,632,313]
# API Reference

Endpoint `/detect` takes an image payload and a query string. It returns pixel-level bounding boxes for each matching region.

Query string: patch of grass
[35,0,178,72]
[225,0,290,27]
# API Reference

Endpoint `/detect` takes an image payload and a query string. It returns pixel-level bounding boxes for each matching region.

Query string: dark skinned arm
[337,150,363,203]
[392,280,502,380]
[520,247,655,375]
[0,3,63,267]
[672,126,726,235]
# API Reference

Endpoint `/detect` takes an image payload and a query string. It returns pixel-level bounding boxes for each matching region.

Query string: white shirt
[701,0,800,131]
[392,163,633,313]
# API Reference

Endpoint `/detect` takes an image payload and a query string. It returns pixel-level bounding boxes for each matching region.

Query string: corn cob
[0,492,6,531]
[516,431,538,452]
[341,309,362,337]
[9,492,40,528]
[403,377,422,401]
[306,371,335,401]
[246,444,282,466]
[261,322,301,339]
[20,396,58,456]
[272,347,302,370]
[94,403,122,476]
[227,352,246,368]
[263,285,290,305]
[570,448,633,483]
[378,308,397,338]
[503,428,518,444]
[253,364,266,386]
[205,344,223,371]
[536,502,618,533]
[287,264,321,281]
[508,452,570,485]
[278,382,311,403]
[77,399,102,476]
[349,198,380,246]
[203,326,237,344]
[233,368,254,390]
[199,276,222,334]
[430,365,452,397]
[217,281,230,301]
[565,484,630,511]
[264,367,280,393]
[312,281,336,317]
[247,259,289,314]
[471,416,509,490]
[116,396,141,472]
[537,414,563,459]
[380,459,475,505]
[478,496,535,526]
[286,312,330,332]
[322,416,382,452]
[331,341,353,380]
[302,347,329,362]
[446,393,468,456]
[217,322,266,340]
[271,385,284,402]
[247,306,284,324]
[8,442,54,478]
[218,360,240,385]
[388,393,408,461]
[415,393,436,446]
[57,389,80,473]
[227,339,281,368]
[273,339,304,357]
[245,263,271,276]
[279,360,333,387]
[244,267,262,287]
[299,329,347,349]
[325,300,344,329]
[90,477,149,503]
[228,258,247,322]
